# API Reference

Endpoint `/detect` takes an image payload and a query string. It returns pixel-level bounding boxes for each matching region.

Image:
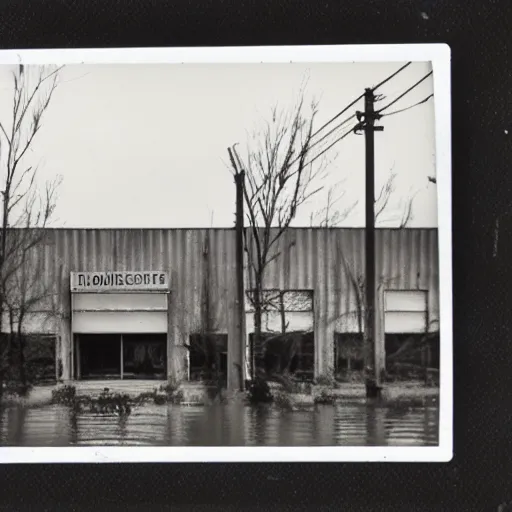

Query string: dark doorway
[385,332,440,382]
[78,334,121,379]
[249,331,315,381]
[188,333,228,385]
[122,333,167,380]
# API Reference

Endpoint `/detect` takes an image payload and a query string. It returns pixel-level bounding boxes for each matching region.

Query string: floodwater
[0,401,438,447]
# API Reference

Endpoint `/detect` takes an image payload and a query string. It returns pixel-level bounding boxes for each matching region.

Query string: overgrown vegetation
[0,64,63,401]
[50,380,187,416]
[246,377,273,404]
[158,378,184,404]
[51,384,76,406]
[314,389,337,405]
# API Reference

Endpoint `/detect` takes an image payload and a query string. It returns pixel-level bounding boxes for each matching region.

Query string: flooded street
[0,401,438,447]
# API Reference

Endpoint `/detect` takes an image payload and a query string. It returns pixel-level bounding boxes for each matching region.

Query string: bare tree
[375,168,420,228]
[310,168,425,382]
[229,90,329,379]
[0,64,63,396]
[309,180,357,227]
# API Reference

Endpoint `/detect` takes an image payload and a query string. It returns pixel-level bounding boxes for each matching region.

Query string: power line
[310,62,412,139]
[284,63,423,169]
[381,94,434,117]
[377,71,433,114]
[288,113,356,168]
[311,94,364,138]
[307,113,356,153]
[304,123,358,168]
[371,62,412,92]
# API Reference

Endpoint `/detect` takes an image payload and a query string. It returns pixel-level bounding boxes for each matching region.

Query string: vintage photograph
[0,46,451,461]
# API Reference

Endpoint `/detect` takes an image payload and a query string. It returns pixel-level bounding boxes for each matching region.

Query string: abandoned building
[2,227,440,388]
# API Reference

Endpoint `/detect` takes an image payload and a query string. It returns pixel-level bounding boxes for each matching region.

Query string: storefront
[70,271,169,380]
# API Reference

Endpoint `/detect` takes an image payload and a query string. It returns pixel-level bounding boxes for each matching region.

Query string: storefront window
[122,334,167,380]
[76,333,167,380]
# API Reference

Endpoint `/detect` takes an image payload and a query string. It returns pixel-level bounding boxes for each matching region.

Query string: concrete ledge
[180,382,221,405]
[1,385,54,408]
[314,383,439,401]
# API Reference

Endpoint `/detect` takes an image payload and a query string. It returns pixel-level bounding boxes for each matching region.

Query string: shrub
[91,389,131,416]
[314,389,336,405]
[247,377,273,404]
[314,373,335,387]
[52,386,133,416]
[273,390,294,410]
[2,380,33,398]
[159,378,184,404]
[51,385,77,406]
[133,391,159,405]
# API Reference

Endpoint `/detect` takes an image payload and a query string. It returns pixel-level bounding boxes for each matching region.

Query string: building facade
[2,227,440,387]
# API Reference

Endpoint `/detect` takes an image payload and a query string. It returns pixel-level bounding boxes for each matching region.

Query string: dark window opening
[385,332,440,382]
[188,334,228,384]
[78,333,167,380]
[122,334,167,380]
[334,333,364,382]
[249,331,315,381]
[0,333,56,384]
[78,334,121,379]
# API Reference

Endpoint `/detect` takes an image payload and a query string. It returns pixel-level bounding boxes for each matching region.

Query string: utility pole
[356,88,383,399]
[228,146,246,392]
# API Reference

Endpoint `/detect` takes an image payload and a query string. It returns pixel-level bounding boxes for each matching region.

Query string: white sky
[0,61,437,228]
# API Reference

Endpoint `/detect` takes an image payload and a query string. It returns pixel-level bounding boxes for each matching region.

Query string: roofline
[6,226,439,231]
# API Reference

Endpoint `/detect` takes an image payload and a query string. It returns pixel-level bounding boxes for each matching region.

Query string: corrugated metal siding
[243,228,439,375]
[6,227,438,378]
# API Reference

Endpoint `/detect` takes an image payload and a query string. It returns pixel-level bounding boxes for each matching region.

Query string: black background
[0,0,510,510]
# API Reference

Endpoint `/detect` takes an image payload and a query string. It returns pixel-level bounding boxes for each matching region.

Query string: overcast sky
[0,61,437,228]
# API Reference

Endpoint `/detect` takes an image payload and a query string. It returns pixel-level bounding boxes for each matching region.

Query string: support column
[60,317,72,381]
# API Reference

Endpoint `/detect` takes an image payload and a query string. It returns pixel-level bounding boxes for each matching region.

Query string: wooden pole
[228,146,246,392]
[362,88,383,398]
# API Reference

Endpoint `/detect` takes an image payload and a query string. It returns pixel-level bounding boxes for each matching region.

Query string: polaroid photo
[0,44,451,463]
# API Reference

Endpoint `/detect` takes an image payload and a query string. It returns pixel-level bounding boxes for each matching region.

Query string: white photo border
[0,44,452,463]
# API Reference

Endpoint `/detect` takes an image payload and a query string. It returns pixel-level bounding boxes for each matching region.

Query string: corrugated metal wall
[7,227,439,379]
[243,228,439,375]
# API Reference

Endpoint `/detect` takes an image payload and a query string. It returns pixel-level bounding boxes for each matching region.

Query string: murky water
[0,401,438,447]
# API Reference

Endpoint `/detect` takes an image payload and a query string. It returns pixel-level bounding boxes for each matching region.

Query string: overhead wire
[289,63,428,168]
[304,123,359,168]
[371,62,412,92]
[381,94,434,117]
[310,113,356,147]
[377,71,433,114]
[310,94,364,139]
[310,62,412,140]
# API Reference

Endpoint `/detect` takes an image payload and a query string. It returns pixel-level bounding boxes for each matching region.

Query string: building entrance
[78,334,121,379]
[76,333,167,380]
[70,270,170,381]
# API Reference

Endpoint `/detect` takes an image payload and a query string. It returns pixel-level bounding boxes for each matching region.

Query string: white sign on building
[70,271,169,292]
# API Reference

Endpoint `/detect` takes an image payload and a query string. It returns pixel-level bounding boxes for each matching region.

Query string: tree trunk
[7,310,15,369]
[252,286,263,379]
[18,333,27,394]
[279,292,286,334]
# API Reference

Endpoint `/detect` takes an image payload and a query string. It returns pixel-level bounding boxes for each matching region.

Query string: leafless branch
[310,181,358,227]
[0,64,63,386]
[232,85,331,377]
[375,170,397,221]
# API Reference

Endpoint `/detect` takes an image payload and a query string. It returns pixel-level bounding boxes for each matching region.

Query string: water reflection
[0,401,439,447]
